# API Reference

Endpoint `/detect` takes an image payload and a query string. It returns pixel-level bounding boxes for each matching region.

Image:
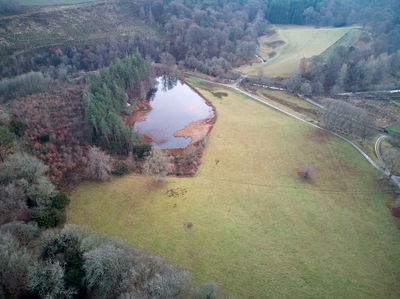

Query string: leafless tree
[297,164,314,180]
[382,148,400,178]
[144,148,172,182]
[87,147,111,181]
[321,99,376,142]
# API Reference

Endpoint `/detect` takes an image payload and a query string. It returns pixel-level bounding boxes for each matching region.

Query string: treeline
[0,0,270,80]
[0,154,69,229]
[286,49,400,94]
[0,222,218,298]
[132,0,269,77]
[0,72,49,103]
[82,53,151,154]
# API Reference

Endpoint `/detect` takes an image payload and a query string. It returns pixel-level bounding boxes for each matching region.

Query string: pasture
[237,25,353,77]
[68,79,400,298]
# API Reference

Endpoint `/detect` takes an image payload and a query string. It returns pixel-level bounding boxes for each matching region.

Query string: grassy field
[68,79,400,298]
[320,28,362,60]
[237,25,353,77]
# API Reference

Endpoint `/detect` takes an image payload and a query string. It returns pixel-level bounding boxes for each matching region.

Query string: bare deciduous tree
[87,147,111,181]
[144,148,172,182]
[382,148,400,178]
[321,99,376,142]
[0,232,33,298]
[297,164,314,180]
[0,183,29,225]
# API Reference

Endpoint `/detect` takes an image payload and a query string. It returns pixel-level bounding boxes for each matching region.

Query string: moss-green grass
[387,125,400,134]
[237,25,353,77]
[68,80,400,298]
[320,28,362,60]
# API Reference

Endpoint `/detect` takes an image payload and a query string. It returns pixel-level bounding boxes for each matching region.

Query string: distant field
[237,25,353,77]
[0,1,155,56]
[68,79,400,298]
[320,28,362,60]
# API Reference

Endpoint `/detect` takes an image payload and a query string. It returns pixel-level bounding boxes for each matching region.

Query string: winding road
[196,76,400,189]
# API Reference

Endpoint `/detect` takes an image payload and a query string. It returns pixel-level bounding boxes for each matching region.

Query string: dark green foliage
[39,134,49,143]
[51,192,70,210]
[8,117,26,137]
[266,0,319,25]
[43,232,85,292]
[30,208,57,228]
[82,53,149,154]
[0,125,15,161]
[133,143,152,159]
[111,160,129,176]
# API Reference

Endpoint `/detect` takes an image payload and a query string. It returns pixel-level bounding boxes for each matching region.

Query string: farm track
[195,77,400,189]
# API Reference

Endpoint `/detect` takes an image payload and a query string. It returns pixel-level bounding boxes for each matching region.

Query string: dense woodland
[0,0,400,298]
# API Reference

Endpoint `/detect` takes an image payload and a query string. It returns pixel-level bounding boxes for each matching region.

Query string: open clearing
[237,25,354,77]
[68,79,400,298]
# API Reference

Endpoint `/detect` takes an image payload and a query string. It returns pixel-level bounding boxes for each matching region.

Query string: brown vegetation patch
[9,84,91,188]
[212,91,228,98]
[125,101,151,126]
[264,40,285,48]
[261,92,320,119]
[308,129,333,144]
[166,187,187,199]
[174,118,213,146]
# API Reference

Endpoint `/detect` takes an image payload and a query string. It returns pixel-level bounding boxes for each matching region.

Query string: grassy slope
[68,80,400,298]
[0,1,156,56]
[237,25,352,77]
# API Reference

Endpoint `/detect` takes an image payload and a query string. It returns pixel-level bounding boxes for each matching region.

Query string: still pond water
[134,76,213,149]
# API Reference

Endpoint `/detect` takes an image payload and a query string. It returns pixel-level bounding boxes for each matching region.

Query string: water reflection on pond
[133,76,213,149]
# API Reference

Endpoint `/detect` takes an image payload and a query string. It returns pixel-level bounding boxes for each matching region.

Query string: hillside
[236,25,353,77]
[0,0,156,56]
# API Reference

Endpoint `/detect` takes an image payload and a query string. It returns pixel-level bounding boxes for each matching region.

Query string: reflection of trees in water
[147,87,157,102]
[147,76,178,101]
[161,75,177,91]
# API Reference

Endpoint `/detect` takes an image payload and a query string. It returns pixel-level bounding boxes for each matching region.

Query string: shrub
[111,160,129,176]
[51,192,70,210]
[30,208,56,228]
[297,164,314,180]
[0,221,39,245]
[144,148,172,182]
[193,281,218,299]
[0,183,29,225]
[8,117,26,137]
[39,134,50,143]
[83,243,136,298]
[133,143,152,159]
[87,147,111,181]
[0,232,33,298]
[27,260,77,299]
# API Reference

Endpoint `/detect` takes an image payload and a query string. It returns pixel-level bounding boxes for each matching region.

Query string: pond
[132,76,213,149]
